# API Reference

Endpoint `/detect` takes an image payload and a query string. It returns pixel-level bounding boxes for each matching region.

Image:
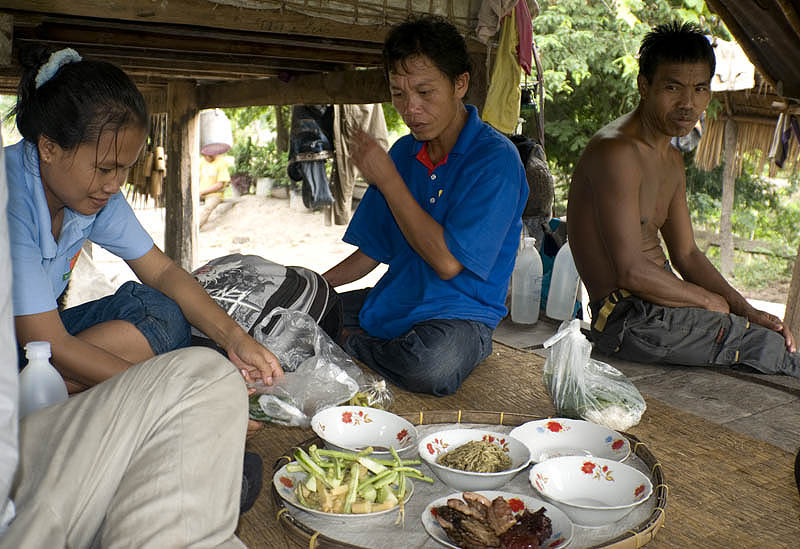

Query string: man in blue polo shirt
[323,15,528,396]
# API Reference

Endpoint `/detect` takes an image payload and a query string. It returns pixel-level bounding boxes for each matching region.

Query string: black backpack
[191,254,342,348]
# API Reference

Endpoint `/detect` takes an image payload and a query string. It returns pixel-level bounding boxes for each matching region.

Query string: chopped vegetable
[285,445,434,515]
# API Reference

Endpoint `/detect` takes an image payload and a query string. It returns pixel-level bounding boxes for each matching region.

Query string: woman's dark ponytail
[11,45,147,151]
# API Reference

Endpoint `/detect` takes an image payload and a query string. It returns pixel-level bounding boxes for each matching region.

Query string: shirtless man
[568,22,799,378]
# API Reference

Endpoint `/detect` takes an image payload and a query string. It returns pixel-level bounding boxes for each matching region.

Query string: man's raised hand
[347,125,398,190]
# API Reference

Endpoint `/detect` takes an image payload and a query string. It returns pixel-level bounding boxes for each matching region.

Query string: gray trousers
[589,290,800,378]
[2,348,247,549]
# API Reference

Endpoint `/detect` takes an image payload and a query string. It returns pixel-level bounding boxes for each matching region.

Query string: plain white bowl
[417,429,531,491]
[529,455,652,527]
[310,406,418,458]
[510,418,631,463]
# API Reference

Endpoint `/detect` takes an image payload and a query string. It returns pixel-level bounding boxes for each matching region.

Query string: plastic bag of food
[248,307,365,427]
[348,371,395,411]
[542,319,646,431]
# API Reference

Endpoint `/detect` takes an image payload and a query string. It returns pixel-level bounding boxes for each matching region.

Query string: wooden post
[275,105,289,154]
[719,117,738,277]
[785,245,800,338]
[165,81,198,270]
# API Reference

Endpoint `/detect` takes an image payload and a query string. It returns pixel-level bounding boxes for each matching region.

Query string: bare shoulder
[573,124,643,191]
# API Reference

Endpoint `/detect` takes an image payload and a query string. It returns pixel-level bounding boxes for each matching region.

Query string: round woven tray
[271,410,668,549]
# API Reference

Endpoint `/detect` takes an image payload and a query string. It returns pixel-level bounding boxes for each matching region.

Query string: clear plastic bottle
[546,242,581,321]
[511,237,543,324]
[18,341,68,418]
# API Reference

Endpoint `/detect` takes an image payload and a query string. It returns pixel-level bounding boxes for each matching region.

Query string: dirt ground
[741,281,791,304]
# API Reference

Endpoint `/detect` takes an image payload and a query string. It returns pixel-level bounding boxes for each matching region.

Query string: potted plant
[251,141,291,198]
[229,137,255,196]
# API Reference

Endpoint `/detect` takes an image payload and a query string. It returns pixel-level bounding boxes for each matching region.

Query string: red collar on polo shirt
[415,142,449,175]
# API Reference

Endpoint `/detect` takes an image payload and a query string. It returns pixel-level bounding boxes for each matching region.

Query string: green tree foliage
[0,95,21,144]
[223,106,292,186]
[686,153,800,251]
[381,102,406,135]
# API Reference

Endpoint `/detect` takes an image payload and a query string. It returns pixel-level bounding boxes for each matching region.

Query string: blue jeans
[60,281,191,356]
[340,288,493,396]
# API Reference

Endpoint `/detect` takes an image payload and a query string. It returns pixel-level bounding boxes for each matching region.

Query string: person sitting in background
[323,16,528,395]
[199,152,232,227]
[0,125,250,547]
[5,46,282,437]
[568,22,799,378]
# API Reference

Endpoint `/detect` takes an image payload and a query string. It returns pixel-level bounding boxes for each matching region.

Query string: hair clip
[35,48,83,89]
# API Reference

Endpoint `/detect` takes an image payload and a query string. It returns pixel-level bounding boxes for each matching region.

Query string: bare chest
[637,164,680,231]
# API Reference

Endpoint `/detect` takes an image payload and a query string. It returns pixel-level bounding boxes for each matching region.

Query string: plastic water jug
[546,242,581,320]
[18,341,68,418]
[511,237,543,324]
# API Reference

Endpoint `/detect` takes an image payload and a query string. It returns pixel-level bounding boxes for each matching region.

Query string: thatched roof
[706,0,800,101]
[695,1,800,176]
[695,73,799,176]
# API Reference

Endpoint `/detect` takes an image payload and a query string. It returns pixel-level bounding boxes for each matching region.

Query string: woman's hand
[226,331,284,385]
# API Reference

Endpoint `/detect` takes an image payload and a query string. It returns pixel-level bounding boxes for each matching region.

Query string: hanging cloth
[482,9,522,134]
[770,113,800,169]
[331,104,389,224]
[515,0,533,75]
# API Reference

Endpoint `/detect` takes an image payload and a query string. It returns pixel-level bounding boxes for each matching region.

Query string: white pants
[1,347,248,549]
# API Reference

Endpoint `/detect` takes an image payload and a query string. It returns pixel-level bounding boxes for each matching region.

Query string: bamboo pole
[719,117,738,277]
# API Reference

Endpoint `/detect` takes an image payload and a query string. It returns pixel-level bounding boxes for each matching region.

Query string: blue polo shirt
[5,140,154,316]
[344,105,528,340]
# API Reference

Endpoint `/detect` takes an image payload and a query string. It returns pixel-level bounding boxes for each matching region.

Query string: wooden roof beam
[13,22,383,67]
[198,67,390,108]
[16,44,341,76]
[3,1,390,43]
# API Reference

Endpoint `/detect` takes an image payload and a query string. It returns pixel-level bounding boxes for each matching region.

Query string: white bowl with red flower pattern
[510,418,631,464]
[310,406,418,458]
[529,455,652,527]
[417,428,531,491]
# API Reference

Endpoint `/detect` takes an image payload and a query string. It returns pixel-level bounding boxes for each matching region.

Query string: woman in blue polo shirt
[6,47,281,412]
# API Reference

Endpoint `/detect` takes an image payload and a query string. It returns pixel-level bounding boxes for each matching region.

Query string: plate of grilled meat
[421,490,574,549]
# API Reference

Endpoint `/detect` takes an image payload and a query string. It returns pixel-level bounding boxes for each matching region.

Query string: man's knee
[393,321,488,395]
[149,347,245,399]
[398,338,479,396]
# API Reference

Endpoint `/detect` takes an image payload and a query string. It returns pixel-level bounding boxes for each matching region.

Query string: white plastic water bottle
[18,341,68,418]
[511,237,543,324]
[546,242,581,320]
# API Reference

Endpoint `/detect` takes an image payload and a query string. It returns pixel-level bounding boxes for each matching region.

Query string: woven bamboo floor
[238,342,800,548]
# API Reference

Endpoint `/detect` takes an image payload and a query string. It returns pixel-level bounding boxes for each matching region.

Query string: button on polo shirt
[343,105,528,340]
[416,143,447,207]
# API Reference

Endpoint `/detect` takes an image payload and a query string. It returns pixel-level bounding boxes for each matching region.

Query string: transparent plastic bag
[248,307,365,427]
[348,371,395,411]
[542,319,646,431]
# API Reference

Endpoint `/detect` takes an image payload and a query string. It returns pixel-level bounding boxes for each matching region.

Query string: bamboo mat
[237,342,800,548]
